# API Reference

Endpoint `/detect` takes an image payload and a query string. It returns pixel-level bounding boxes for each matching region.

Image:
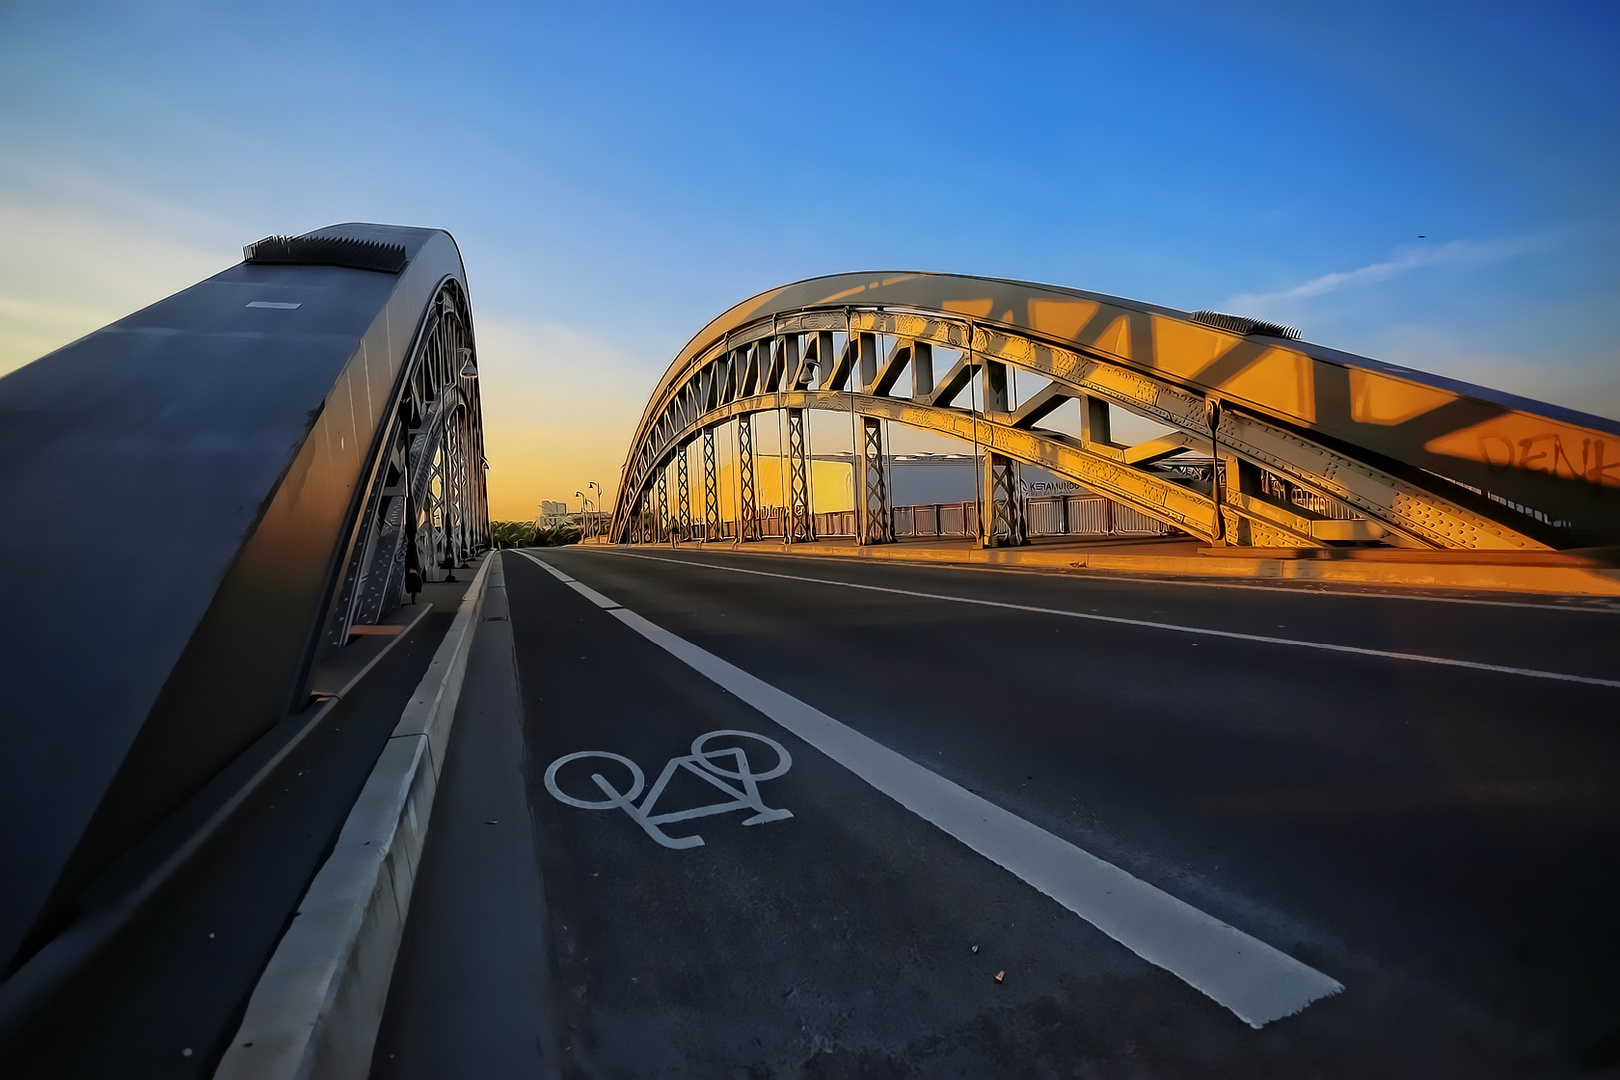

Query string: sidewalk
[622,534,1620,597]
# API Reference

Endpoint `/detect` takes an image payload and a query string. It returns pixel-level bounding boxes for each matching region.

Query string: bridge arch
[611,272,1620,551]
[0,224,489,975]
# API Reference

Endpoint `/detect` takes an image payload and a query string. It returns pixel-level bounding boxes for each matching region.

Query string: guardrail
[649,495,1189,544]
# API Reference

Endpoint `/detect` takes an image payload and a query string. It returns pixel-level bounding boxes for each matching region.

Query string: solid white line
[604,551,1620,690]
[925,561,1620,614]
[518,550,575,583]
[522,551,1342,1027]
[513,550,621,608]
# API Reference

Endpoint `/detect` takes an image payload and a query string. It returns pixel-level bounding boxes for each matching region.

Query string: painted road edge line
[611,551,1620,690]
[906,561,1620,615]
[213,555,497,1080]
[527,553,1341,1029]
[515,550,620,607]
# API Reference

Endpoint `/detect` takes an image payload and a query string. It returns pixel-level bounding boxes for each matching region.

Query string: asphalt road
[374,547,1620,1079]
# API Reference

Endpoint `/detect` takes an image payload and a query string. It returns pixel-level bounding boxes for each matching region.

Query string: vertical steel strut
[655,469,670,544]
[676,447,691,543]
[737,413,759,541]
[982,452,1027,547]
[859,417,893,544]
[787,408,814,542]
[702,427,721,541]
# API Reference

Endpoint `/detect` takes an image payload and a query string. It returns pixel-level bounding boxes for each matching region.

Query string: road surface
[373,547,1620,1078]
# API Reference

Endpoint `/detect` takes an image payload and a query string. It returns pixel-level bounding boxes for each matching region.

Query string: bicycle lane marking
[514,549,1342,1029]
[543,729,794,850]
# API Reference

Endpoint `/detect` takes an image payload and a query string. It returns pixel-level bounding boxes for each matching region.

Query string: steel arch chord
[609,272,1619,552]
[0,224,490,989]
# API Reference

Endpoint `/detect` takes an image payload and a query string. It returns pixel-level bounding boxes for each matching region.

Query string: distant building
[539,500,569,527]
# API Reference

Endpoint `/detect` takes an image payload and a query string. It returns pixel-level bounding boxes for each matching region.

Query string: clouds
[3,2,1616,503]
[0,177,235,374]
[1223,236,1549,317]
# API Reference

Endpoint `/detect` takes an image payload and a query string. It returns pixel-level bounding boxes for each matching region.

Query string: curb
[214,554,499,1080]
[636,540,1620,597]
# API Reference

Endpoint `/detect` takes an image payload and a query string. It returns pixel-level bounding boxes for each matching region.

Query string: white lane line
[599,547,1620,614]
[906,560,1620,614]
[514,550,621,608]
[523,551,1342,1028]
[603,551,1620,690]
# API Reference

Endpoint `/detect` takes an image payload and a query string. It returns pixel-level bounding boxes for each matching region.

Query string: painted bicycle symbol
[543,729,793,850]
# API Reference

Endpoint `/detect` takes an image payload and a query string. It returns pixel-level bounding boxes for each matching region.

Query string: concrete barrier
[214,554,499,1080]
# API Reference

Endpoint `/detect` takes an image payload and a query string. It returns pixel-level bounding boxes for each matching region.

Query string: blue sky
[2,0,1616,516]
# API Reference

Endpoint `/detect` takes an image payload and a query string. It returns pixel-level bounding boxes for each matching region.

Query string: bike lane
[502,546,1620,1077]
[478,550,1396,1078]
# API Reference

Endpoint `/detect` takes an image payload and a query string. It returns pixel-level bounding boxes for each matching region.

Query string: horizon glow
[2,1,1616,519]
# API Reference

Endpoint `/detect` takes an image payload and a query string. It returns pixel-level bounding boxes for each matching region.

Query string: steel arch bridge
[610,272,1620,551]
[0,224,488,979]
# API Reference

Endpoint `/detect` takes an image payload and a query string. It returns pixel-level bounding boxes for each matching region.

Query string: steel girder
[611,274,1620,550]
[0,224,489,978]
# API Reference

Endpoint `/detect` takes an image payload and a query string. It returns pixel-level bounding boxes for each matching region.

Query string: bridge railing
[650,497,1195,545]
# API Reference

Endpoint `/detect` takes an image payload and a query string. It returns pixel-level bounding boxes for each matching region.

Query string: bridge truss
[612,273,1619,551]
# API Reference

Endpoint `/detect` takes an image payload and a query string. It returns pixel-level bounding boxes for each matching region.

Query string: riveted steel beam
[629,390,1223,542]
[612,274,1617,549]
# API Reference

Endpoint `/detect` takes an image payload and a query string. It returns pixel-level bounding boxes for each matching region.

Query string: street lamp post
[576,490,595,543]
[587,481,602,542]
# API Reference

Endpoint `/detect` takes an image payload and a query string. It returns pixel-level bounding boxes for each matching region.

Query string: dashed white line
[512,550,1344,1028]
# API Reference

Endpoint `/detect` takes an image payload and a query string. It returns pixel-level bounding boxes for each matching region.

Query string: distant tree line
[489,520,582,548]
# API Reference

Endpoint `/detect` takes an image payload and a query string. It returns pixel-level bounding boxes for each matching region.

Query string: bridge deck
[372,549,1620,1077]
